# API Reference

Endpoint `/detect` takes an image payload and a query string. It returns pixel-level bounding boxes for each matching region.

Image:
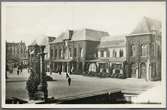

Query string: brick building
[126,17,161,81]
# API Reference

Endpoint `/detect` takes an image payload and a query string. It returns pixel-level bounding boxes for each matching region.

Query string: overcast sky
[2,2,165,45]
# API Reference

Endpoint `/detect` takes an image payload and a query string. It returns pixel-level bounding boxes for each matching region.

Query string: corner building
[126,17,161,81]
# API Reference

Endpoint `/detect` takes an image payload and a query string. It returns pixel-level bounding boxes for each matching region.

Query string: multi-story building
[6,41,28,68]
[126,17,161,81]
[48,17,162,81]
[49,29,109,74]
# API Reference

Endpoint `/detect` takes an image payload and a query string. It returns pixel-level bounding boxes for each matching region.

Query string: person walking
[67,76,71,86]
[17,66,20,76]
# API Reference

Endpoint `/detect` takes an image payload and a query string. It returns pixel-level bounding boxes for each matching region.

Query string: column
[106,63,109,73]
[146,59,150,81]
[82,62,85,73]
[67,62,69,74]
[96,62,99,72]
[62,63,64,73]
[136,63,139,78]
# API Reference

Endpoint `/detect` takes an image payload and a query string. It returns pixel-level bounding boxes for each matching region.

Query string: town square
[1,1,166,108]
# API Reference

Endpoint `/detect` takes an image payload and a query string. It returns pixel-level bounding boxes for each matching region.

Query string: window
[98,51,101,58]
[74,48,77,57]
[61,49,63,58]
[69,48,72,57]
[119,49,124,57]
[80,48,84,58]
[104,51,107,57]
[54,49,57,58]
[50,49,53,58]
[59,49,61,58]
[113,49,117,57]
[141,44,147,56]
[101,50,104,57]
[131,45,136,56]
[109,49,112,57]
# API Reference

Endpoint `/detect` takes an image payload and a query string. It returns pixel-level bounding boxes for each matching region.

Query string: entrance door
[140,63,146,79]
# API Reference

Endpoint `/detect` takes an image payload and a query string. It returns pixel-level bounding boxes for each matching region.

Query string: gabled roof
[98,35,126,48]
[130,16,161,35]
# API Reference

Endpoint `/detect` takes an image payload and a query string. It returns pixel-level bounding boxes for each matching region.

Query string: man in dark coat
[67,77,71,86]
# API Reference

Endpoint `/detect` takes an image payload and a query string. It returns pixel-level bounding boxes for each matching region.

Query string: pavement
[6,69,161,103]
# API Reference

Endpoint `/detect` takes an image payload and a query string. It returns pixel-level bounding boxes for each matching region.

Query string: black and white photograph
[1,1,166,108]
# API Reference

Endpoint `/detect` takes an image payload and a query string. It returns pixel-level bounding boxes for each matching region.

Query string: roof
[51,28,109,43]
[130,16,161,35]
[98,35,126,48]
[51,30,73,43]
[72,28,109,41]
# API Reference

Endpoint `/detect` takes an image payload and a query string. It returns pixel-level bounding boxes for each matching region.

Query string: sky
[2,2,165,45]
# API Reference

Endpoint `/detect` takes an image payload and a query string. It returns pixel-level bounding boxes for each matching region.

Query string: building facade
[49,29,109,74]
[6,41,28,69]
[126,17,161,81]
[48,17,162,81]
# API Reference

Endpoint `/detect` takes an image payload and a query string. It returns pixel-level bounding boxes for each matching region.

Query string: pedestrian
[67,77,71,86]
[17,67,19,75]
[66,72,69,79]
